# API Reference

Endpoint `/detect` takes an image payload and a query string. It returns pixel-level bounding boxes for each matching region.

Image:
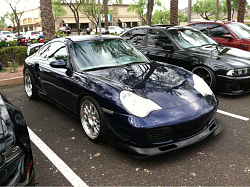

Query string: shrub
[0,46,28,67]
[56,31,66,38]
[0,40,7,48]
[9,41,17,46]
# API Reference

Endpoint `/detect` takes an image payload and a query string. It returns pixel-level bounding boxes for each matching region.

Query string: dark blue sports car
[24,35,224,156]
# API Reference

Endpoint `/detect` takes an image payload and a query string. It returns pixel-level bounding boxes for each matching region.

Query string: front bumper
[109,118,224,156]
[217,75,250,95]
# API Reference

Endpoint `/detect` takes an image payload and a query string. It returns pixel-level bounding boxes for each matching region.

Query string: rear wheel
[80,96,108,143]
[24,69,38,100]
[192,66,217,92]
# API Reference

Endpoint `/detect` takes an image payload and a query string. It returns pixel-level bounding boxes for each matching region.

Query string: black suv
[120,26,250,95]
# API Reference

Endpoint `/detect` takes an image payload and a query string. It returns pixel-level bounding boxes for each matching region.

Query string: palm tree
[227,0,231,21]
[237,0,246,23]
[103,0,108,30]
[170,0,178,25]
[216,0,219,21]
[40,0,55,42]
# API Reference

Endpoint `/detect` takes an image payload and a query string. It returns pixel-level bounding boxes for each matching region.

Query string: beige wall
[19,4,140,31]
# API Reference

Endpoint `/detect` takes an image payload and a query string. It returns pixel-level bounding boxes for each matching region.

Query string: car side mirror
[163,45,174,53]
[50,60,67,68]
[222,34,233,39]
[140,50,149,56]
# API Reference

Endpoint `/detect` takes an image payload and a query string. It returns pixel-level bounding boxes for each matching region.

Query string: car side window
[49,47,68,62]
[130,29,147,46]
[207,24,231,38]
[38,44,52,58]
[147,29,172,48]
[189,23,208,35]
[122,32,131,42]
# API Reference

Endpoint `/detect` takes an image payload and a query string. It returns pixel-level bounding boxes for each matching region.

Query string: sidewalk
[0,76,23,86]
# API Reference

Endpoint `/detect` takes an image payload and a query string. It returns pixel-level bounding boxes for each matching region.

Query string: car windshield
[2,31,11,35]
[226,23,250,39]
[168,28,217,48]
[31,31,39,34]
[71,39,149,71]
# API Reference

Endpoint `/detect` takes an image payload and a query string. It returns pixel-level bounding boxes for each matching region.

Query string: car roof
[129,25,193,30]
[52,35,121,42]
[187,21,235,25]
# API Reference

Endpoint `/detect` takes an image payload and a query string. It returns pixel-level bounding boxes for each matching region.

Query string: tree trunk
[40,0,55,42]
[146,0,154,26]
[237,0,246,23]
[216,0,219,21]
[103,0,108,30]
[227,0,231,21]
[170,0,178,25]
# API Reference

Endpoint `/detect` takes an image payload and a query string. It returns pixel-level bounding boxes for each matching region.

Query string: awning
[63,17,91,23]
[119,17,140,22]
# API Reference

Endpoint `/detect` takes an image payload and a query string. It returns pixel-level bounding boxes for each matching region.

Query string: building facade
[19,4,141,32]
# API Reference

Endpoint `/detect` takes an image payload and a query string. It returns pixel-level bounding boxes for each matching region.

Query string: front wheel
[24,69,38,100]
[192,66,217,92]
[80,96,108,143]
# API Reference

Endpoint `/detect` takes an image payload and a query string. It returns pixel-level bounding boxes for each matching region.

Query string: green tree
[0,14,8,31]
[192,0,223,20]
[52,0,67,28]
[4,0,25,40]
[151,7,170,24]
[127,0,161,26]
[62,0,86,35]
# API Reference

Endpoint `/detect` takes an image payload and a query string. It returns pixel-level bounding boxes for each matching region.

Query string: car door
[37,42,73,109]
[207,23,239,48]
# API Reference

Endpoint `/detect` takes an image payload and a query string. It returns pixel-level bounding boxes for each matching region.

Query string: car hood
[187,45,250,68]
[87,62,208,109]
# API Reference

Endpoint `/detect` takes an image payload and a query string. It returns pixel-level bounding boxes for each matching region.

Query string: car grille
[175,122,208,140]
[148,126,172,143]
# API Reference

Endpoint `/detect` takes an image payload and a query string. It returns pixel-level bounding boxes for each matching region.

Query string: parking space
[1,84,249,186]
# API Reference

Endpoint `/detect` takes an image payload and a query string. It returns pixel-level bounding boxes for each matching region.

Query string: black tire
[24,69,38,100]
[80,96,108,143]
[192,66,217,92]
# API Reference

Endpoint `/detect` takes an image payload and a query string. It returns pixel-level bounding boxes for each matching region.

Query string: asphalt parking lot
[1,84,249,186]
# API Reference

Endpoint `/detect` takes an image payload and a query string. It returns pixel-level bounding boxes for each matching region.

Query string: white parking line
[217,110,249,121]
[28,127,88,187]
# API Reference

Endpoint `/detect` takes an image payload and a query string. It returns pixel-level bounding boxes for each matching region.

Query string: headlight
[192,74,213,96]
[227,68,250,76]
[120,90,162,118]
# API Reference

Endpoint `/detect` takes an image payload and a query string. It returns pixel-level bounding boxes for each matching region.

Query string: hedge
[0,46,28,67]
[0,40,7,48]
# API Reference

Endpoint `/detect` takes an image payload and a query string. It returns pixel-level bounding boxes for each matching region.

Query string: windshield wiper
[125,61,149,66]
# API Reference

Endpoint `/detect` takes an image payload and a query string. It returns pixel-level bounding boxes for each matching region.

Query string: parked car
[0,35,7,42]
[25,31,40,40]
[0,92,35,185]
[58,26,71,34]
[120,25,250,95]
[187,21,250,52]
[0,31,14,42]
[108,26,124,34]
[24,35,224,156]
[96,27,109,34]
[13,33,24,41]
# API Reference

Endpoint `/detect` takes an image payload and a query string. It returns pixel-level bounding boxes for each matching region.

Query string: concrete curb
[0,76,23,86]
